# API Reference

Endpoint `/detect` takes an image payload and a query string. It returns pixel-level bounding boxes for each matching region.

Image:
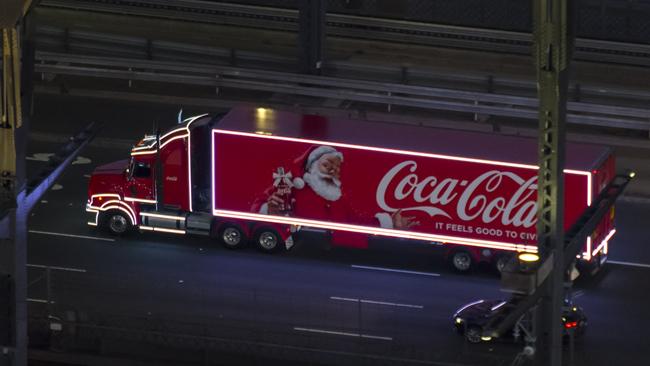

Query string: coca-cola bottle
[272,167,294,215]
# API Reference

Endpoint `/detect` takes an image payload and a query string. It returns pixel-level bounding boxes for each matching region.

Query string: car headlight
[455,317,463,324]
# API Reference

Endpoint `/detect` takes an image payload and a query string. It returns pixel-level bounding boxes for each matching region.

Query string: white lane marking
[27,264,87,273]
[330,296,424,309]
[27,298,55,304]
[51,184,63,191]
[26,153,91,165]
[28,230,115,242]
[293,327,392,341]
[351,264,440,277]
[608,260,650,269]
[572,290,585,299]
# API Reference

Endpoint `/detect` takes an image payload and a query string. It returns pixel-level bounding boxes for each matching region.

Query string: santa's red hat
[291,145,343,190]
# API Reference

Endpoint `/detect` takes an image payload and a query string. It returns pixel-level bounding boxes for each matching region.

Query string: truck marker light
[212,209,538,253]
[140,212,186,221]
[90,193,121,201]
[592,229,616,256]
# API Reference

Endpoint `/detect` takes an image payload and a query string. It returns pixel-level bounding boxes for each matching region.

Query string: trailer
[86,106,616,272]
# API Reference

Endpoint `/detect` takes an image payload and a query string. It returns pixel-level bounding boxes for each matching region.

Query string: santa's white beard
[303,167,342,202]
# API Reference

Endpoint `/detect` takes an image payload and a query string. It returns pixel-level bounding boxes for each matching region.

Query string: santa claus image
[253,145,418,230]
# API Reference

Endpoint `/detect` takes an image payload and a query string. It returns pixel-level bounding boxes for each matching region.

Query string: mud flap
[285,235,295,251]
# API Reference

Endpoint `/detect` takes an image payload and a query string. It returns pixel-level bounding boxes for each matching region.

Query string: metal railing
[38,0,650,67]
[33,25,650,109]
[34,51,650,133]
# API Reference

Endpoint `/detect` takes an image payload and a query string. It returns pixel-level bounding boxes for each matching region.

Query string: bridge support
[298,0,326,75]
[533,0,575,365]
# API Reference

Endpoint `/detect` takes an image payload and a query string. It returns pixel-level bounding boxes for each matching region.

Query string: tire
[218,224,246,249]
[449,250,473,272]
[465,326,482,343]
[102,211,131,236]
[495,254,512,274]
[254,228,284,253]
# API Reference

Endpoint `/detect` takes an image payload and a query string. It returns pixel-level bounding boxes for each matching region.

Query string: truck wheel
[450,250,473,272]
[254,228,283,253]
[219,225,246,249]
[102,211,131,236]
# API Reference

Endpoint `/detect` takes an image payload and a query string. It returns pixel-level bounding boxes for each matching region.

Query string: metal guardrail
[33,51,650,132]
[38,0,650,67]
[32,25,650,110]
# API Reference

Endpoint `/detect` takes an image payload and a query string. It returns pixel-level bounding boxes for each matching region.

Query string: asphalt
[18,95,650,365]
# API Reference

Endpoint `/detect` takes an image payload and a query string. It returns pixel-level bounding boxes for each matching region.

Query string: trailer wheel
[102,211,132,236]
[254,228,284,253]
[218,224,246,249]
[449,250,473,272]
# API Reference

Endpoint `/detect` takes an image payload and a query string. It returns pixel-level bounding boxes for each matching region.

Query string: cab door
[127,159,155,201]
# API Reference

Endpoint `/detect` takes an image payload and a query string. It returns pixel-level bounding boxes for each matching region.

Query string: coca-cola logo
[376,161,539,228]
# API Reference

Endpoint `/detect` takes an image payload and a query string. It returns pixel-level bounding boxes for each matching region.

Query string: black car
[452,299,587,343]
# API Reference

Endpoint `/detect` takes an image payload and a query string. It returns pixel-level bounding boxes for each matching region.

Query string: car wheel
[219,225,246,249]
[254,228,284,253]
[495,254,512,273]
[465,326,482,343]
[450,250,473,272]
[103,211,131,236]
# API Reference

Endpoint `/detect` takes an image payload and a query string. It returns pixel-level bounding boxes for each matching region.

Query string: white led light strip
[213,209,537,252]
[583,237,592,261]
[124,197,157,204]
[139,225,185,234]
[140,212,186,221]
[591,229,616,257]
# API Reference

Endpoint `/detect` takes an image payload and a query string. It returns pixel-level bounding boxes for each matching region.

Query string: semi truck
[86,106,617,272]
